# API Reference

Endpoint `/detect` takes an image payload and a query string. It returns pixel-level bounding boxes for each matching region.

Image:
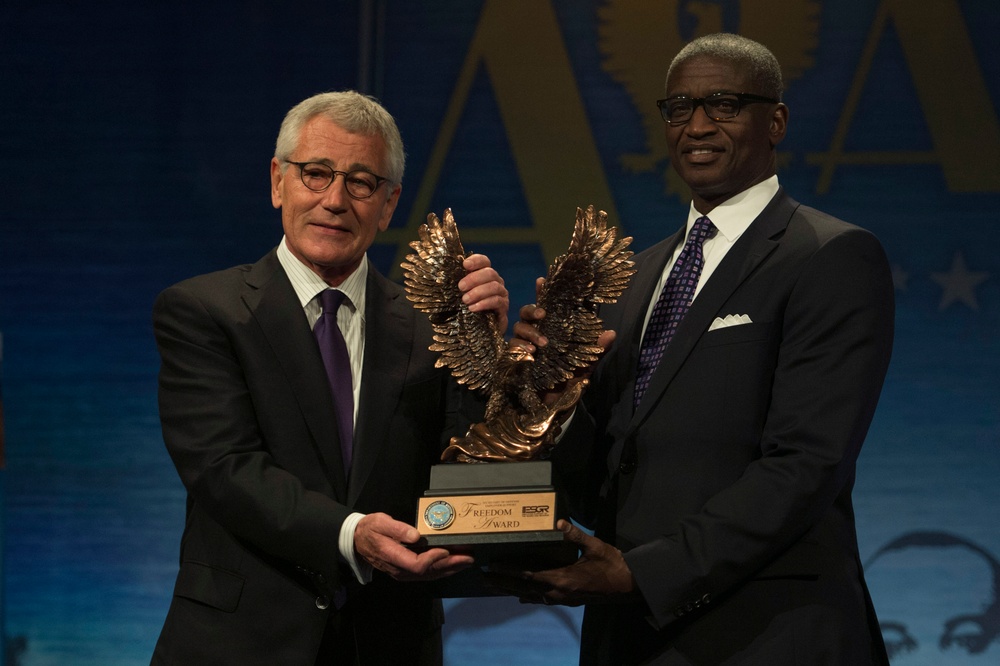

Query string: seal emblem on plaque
[423,500,456,531]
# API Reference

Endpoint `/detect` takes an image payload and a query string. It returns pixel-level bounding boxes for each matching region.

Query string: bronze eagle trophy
[401,205,635,463]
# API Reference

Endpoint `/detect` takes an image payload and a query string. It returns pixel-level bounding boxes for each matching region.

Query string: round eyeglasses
[285,161,389,199]
[656,92,779,126]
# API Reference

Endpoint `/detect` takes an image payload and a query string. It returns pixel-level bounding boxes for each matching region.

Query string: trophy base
[415,461,578,597]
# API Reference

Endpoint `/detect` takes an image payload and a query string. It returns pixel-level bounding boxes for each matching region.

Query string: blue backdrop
[1,2,997,664]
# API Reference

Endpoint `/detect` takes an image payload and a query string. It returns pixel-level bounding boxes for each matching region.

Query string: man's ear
[769,103,789,147]
[270,158,284,209]
[377,182,402,232]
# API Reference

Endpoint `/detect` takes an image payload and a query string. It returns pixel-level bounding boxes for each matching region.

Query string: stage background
[1,1,997,664]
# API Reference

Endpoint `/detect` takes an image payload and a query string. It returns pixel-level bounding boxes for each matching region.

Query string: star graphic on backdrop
[891,263,909,292]
[930,252,989,311]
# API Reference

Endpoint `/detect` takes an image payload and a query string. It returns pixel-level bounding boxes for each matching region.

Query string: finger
[555,520,596,551]
[436,552,476,571]
[463,292,508,312]
[462,281,508,308]
[518,303,545,322]
[466,297,509,332]
[512,321,546,349]
[417,551,475,579]
[513,304,548,348]
[354,514,419,567]
[370,513,422,544]
[461,253,491,273]
[354,515,476,581]
[509,336,535,353]
[597,329,616,352]
[458,266,503,293]
[458,256,504,295]
[519,565,563,588]
[556,519,582,539]
[378,543,472,580]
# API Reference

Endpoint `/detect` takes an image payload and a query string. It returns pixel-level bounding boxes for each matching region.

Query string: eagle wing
[597,1,682,176]
[530,205,635,392]
[740,1,820,85]
[401,209,504,394]
[598,0,820,200]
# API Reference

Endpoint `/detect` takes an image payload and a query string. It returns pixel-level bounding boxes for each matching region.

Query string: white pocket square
[709,314,753,331]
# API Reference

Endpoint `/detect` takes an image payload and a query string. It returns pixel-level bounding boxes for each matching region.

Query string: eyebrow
[301,158,379,173]
[665,90,741,98]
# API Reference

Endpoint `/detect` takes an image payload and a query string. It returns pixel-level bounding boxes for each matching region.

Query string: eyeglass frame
[655,92,779,126]
[283,160,391,200]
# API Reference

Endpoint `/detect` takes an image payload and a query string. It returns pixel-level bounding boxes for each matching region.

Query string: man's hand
[355,513,474,581]
[459,253,509,331]
[510,278,552,351]
[513,278,616,355]
[511,279,616,407]
[488,520,638,606]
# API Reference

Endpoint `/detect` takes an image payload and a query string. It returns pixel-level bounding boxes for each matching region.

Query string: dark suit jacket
[150,249,477,665]
[554,190,894,665]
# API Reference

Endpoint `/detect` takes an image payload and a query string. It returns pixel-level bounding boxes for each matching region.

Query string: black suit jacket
[150,249,477,665]
[554,190,894,665]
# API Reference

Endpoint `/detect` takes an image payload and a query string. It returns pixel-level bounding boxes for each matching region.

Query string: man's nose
[686,103,717,132]
[320,173,351,207]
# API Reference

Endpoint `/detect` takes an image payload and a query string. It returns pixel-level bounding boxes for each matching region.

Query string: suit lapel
[348,266,411,506]
[243,250,349,495]
[617,228,685,369]
[597,228,685,477]
[628,191,797,432]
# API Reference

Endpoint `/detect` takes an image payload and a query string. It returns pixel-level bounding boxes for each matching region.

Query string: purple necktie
[633,216,716,409]
[314,289,354,471]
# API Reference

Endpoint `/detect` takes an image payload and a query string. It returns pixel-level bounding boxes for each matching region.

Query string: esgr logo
[522,505,550,517]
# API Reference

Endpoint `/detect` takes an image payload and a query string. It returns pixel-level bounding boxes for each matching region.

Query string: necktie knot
[690,216,716,244]
[320,289,349,315]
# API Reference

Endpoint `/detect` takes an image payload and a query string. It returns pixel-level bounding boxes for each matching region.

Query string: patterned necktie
[633,216,716,408]
[314,289,354,471]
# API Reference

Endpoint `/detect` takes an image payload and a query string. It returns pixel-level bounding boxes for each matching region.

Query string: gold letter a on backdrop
[384,0,618,278]
[809,0,1000,193]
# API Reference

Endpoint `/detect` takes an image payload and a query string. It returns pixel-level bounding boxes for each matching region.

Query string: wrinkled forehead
[295,117,388,168]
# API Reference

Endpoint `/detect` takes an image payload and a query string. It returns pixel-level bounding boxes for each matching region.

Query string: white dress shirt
[639,176,780,342]
[277,237,372,585]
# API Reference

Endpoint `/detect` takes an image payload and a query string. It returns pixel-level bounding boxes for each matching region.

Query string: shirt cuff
[339,511,373,585]
[553,407,576,442]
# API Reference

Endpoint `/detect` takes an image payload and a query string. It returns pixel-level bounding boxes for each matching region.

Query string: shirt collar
[687,175,780,243]
[276,236,367,314]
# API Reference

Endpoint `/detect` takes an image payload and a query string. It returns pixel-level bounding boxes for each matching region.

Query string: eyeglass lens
[297,163,380,198]
[663,95,742,124]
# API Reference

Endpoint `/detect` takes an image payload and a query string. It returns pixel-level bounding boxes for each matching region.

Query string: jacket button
[619,459,636,474]
[315,596,330,610]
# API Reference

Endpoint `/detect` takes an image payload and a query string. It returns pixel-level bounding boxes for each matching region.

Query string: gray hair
[666,33,784,101]
[274,90,406,183]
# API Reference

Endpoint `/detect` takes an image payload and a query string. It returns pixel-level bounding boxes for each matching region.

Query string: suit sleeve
[623,226,894,628]
[549,404,605,527]
[153,282,351,586]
